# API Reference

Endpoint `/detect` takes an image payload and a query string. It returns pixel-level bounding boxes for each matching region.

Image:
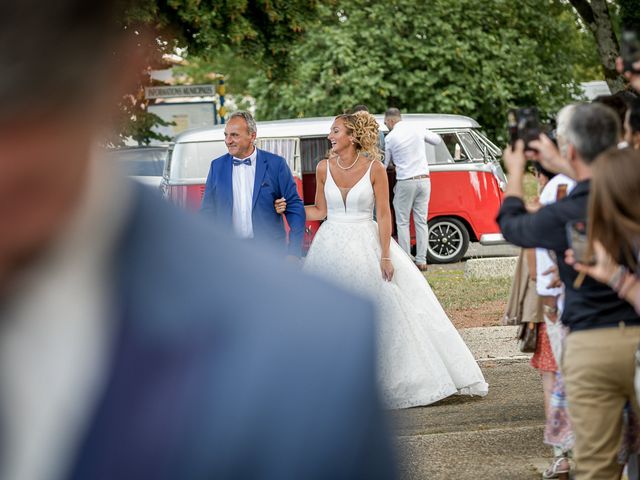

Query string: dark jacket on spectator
[497,180,640,332]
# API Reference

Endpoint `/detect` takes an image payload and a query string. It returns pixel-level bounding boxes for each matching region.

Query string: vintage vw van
[161,114,506,263]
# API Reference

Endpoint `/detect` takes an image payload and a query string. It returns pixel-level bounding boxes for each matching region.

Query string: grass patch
[425,269,512,312]
[523,172,538,202]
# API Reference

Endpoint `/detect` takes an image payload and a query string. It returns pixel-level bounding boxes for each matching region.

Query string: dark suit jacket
[65,185,395,480]
[497,180,640,332]
[200,149,306,256]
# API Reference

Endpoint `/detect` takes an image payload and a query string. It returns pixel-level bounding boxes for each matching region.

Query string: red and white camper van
[161,114,506,263]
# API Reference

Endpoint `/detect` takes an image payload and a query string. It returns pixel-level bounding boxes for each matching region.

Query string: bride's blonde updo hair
[335,111,381,162]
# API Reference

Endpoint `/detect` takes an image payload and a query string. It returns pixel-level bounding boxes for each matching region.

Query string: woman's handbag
[517,321,538,353]
[504,250,543,353]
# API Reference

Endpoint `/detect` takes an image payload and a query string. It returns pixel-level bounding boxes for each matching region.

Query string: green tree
[115,0,321,144]
[249,0,601,141]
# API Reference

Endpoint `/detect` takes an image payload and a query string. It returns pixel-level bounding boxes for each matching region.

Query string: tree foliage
[248,0,601,141]
[115,0,321,144]
[127,0,320,78]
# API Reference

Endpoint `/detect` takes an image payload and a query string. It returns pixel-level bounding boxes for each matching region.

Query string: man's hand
[617,56,640,93]
[528,134,575,179]
[502,140,526,198]
[542,264,562,289]
[565,241,618,285]
[503,140,526,175]
[274,197,287,214]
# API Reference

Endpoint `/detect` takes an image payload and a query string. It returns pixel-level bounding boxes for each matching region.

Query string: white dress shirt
[232,147,258,239]
[0,156,130,480]
[384,121,442,180]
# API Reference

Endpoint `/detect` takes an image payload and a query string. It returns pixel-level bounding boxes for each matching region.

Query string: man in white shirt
[384,108,442,270]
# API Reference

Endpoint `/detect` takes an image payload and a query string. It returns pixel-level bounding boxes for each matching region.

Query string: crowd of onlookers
[498,62,640,479]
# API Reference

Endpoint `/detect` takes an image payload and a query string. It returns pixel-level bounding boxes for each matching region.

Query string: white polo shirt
[231,147,258,239]
[384,121,442,180]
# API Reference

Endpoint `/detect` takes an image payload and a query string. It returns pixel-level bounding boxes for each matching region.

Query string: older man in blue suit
[0,2,395,480]
[201,111,306,258]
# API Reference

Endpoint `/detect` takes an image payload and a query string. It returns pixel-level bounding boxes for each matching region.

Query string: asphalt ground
[393,357,548,480]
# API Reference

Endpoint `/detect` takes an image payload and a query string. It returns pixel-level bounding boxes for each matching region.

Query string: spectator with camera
[497,102,640,479]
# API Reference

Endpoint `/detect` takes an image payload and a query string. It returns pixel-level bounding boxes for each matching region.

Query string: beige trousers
[563,325,640,479]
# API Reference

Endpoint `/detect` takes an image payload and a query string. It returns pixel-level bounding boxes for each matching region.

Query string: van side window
[301,137,331,173]
[439,131,484,162]
[256,138,301,175]
[440,133,466,161]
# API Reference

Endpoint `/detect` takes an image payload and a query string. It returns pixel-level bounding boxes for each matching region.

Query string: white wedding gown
[303,161,488,409]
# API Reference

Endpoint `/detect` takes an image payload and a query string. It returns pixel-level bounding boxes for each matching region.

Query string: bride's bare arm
[372,161,393,280]
[304,160,328,221]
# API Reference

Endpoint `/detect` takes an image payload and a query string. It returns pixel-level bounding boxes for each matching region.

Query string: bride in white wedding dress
[278,111,488,409]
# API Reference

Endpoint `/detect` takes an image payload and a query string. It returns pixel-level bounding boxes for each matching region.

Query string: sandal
[542,455,571,479]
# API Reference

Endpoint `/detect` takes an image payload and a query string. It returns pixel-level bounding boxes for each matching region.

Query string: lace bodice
[325,161,375,222]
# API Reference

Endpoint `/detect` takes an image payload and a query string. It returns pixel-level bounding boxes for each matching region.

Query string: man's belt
[398,174,430,181]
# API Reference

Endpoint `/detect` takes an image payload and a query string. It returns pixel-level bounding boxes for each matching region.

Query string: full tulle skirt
[303,219,488,409]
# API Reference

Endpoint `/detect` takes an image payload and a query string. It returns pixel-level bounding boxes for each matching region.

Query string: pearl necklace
[336,151,360,170]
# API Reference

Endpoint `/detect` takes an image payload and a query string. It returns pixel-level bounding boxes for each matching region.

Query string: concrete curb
[464,255,518,279]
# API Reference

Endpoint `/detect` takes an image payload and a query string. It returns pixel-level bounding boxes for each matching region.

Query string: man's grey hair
[556,104,577,158]
[565,103,620,164]
[229,111,257,135]
[384,108,402,119]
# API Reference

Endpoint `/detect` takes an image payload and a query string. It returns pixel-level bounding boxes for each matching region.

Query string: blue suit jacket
[201,149,306,256]
[65,185,395,480]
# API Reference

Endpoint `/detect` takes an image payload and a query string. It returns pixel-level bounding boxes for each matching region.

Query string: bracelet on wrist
[381,257,392,262]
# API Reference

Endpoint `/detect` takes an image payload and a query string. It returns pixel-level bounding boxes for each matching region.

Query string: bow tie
[233,158,252,166]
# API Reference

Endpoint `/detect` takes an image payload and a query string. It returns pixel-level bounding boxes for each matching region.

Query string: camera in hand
[622,28,640,74]
[566,220,596,266]
[508,107,541,151]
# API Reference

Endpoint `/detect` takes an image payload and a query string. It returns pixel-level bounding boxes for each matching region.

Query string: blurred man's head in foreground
[0,0,142,281]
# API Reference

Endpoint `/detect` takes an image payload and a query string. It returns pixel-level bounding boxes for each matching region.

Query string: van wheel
[427,217,470,264]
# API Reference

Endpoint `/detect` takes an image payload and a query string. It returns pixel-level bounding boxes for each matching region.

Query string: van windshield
[167,141,228,181]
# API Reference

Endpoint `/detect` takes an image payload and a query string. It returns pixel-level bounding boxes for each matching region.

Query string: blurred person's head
[329,111,380,160]
[594,94,628,141]
[563,103,620,178]
[383,108,402,131]
[588,148,640,271]
[224,111,257,159]
[532,162,556,190]
[624,97,640,149]
[0,0,144,282]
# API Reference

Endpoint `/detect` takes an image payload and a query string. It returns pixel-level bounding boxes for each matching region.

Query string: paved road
[392,359,548,479]
[390,327,551,479]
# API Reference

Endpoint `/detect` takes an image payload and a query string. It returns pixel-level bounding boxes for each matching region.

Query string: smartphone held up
[566,220,596,266]
[508,107,541,151]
